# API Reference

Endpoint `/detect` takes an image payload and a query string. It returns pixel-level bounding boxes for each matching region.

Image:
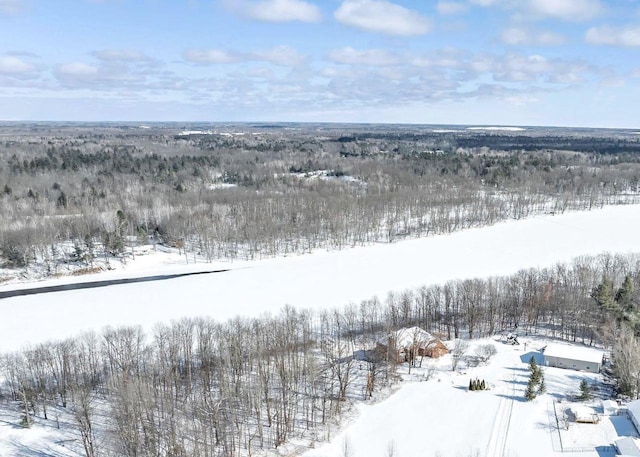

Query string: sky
[0,0,639,127]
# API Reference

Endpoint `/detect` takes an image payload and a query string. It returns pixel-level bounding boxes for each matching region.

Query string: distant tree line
[1,251,639,456]
[1,127,640,273]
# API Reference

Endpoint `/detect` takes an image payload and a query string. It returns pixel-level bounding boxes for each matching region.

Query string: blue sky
[0,0,639,127]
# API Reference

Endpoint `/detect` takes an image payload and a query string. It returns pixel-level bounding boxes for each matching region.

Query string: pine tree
[469,379,473,391]
[525,380,536,401]
[616,275,635,312]
[537,374,546,394]
[579,379,591,400]
[480,379,486,390]
[592,277,617,312]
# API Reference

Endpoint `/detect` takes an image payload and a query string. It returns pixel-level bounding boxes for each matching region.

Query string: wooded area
[1,123,639,275]
[1,123,640,456]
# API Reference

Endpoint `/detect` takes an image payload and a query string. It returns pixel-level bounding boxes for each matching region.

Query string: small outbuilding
[568,405,599,424]
[376,326,448,363]
[543,343,604,373]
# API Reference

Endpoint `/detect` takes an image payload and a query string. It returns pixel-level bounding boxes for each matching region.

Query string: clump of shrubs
[469,378,488,391]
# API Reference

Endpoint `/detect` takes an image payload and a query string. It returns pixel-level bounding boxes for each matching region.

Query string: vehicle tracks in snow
[486,369,516,457]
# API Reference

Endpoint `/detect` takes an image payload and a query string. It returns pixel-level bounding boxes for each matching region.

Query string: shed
[543,343,604,373]
[568,405,599,424]
[614,437,640,456]
[376,326,448,363]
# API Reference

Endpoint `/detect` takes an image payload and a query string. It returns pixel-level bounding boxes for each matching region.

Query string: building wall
[544,355,600,373]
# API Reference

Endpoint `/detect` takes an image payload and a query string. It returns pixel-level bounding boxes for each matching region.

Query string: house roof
[615,437,640,457]
[627,399,640,422]
[543,343,604,365]
[377,326,438,348]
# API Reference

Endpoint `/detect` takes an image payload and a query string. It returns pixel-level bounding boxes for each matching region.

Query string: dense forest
[1,123,639,277]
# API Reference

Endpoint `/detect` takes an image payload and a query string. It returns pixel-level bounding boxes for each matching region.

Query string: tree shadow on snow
[9,438,67,457]
[496,393,527,403]
[0,418,27,430]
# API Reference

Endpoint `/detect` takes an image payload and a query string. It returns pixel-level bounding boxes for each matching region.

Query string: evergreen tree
[616,275,635,312]
[592,277,617,312]
[525,380,536,401]
[526,356,545,400]
[579,379,591,400]
[537,374,546,395]
[480,379,486,390]
[469,379,473,391]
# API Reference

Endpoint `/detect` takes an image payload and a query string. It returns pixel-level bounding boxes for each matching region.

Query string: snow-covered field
[1,205,640,351]
[302,338,622,457]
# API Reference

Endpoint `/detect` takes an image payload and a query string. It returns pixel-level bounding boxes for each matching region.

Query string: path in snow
[486,367,516,457]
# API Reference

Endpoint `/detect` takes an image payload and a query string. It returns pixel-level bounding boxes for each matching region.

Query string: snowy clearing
[1,205,640,351]
[302,337,625,457]
[466,127,526,131]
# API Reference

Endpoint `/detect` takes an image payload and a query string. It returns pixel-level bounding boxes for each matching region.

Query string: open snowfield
[302,338,624,457]
[1,204,640,351]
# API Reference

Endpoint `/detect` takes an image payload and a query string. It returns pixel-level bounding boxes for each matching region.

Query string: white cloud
[469,0,501,6]
[469,0,602,22]
[0,55,35,74]
[183,49,242,64]
[184,46,306,66]
[223,0,322,23]
[328,47,399,66]
[252,46,306,66]
[436,1,467,15]
[528,0,602,22]
[92,50,152,62]
[57,62,100,77]
[501,27,566,46]
[585,25,640,46]
[0,0,26,14]
[334,0,431,36]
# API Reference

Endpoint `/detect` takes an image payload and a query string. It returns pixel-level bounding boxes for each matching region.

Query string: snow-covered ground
[302,337,623,457]
[1,336,627,457]
[1,204,640,351]
[2,205,640,456]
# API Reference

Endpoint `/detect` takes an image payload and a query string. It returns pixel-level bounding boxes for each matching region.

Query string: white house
[543,343,604,373]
